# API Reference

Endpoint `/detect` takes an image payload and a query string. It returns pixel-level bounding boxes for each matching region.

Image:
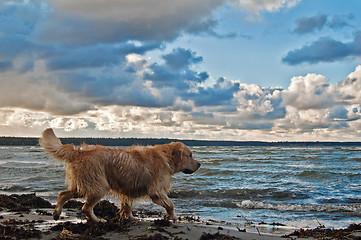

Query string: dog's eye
[190,153,192,157]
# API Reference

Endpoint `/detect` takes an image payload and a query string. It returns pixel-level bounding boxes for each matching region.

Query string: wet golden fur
[40,128,200,222]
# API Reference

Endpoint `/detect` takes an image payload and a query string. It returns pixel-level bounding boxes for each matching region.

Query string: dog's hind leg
[53,189,80,220]
[118,195,135,220]
[150,193,177,222]
[82,190,107,223]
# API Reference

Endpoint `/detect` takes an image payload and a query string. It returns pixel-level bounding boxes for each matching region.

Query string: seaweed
[93,200,119,219]
[200,232,239,240]
[63,199,119,220]
[63,200,84,209]
[152,218,172,227]
[131,233,170,240]
[50,220,130,239]
[0,193,52,212]
[0,219,42,239]
[285,223,361,239]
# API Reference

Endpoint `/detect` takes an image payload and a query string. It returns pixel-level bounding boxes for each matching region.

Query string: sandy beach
[1,193,361,239]
[0,209,289,240]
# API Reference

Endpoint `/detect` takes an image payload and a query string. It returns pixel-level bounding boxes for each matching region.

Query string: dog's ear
[171,142,184,169]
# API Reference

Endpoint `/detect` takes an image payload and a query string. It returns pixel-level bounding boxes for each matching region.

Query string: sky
[1,0,361,141]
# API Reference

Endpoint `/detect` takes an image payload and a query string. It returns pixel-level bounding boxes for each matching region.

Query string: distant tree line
[0,137,361,147]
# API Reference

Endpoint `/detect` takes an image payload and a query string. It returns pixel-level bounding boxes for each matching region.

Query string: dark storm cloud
[282,31,361,65]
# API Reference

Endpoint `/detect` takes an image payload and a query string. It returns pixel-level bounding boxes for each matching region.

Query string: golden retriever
[40,128,200,223]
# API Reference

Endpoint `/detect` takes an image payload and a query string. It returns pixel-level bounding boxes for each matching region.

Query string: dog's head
[170,142,201,174]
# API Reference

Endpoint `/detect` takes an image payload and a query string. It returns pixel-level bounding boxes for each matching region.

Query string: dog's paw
[125,216,138,222]
[53,212,60,221]
[168,214,177,223]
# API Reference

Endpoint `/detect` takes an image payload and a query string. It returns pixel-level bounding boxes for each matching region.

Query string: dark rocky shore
[1,193,361,239]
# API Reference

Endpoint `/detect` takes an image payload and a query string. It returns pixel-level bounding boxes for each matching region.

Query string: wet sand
[1,193,360,239]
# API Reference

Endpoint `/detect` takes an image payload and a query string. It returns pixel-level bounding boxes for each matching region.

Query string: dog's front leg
[150,194,177,222]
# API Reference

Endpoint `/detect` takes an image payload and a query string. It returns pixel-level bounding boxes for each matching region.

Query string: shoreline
[0,209,291,240]
[1,193,361,239]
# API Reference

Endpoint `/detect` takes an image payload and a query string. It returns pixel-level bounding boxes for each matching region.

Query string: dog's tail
[40,128,75,162]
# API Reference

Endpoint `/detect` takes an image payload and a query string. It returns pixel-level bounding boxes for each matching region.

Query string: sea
[1,145,361,233]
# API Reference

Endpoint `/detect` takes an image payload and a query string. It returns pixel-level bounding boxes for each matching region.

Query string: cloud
[0,1,43,36]
[2,66,361,140]
[187,78,240,107]
[281,73,336,109]
[286,13,356,65]
[162,48,203,71]
[282,31,361,65]
[275,107,334,132]
[0,1,239,115]
[46,41,161,71]
[292,13,354,35]
[234,83,285,120]
[144,48,209,91]
[0,65,93,115]
[47,0,221,23]
[338,65,361,104]
[269,67,361,137]
[0,35,43,60]
[43,0,300,41]
[327,14,354,29]
[293,13,327,34]
[39,0,225,44]
[236,0,300,13]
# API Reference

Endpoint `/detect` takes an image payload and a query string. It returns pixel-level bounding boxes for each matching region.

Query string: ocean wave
[0,185,32,192]
[297,170,326,179]
[297,170,361,180]
[236,200,361,215]
[169,188,309,201]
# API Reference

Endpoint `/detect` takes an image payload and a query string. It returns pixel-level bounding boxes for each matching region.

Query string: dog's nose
[197,162,201,169]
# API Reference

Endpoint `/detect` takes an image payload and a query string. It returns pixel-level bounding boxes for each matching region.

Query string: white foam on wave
[237,200,361,215]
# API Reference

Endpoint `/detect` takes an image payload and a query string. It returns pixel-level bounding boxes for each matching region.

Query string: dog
[40,128,201,223]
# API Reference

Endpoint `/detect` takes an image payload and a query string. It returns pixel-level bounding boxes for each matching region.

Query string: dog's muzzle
[183,162,201,174]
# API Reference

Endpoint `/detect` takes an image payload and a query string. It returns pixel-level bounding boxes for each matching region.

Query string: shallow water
[1,145,360,230]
